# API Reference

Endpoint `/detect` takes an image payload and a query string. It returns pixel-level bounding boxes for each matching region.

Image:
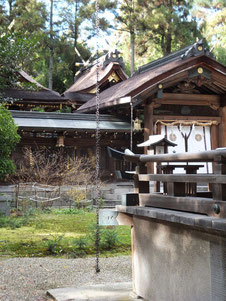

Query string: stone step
[47,282,138,301]
[112,188,134,194]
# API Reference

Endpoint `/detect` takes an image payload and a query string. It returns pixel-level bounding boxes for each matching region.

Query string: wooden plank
[158,93,220,102]
[152,115,221,122]
[153,99,218,107]
[139,193,226,217]
[138,173,226,183]
[153,93,220,107]
[139,149,226,163]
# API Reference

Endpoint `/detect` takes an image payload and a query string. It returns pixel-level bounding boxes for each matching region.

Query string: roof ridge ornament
[102,49,125,70]
[181,39,215,60]
[134,39,216,76]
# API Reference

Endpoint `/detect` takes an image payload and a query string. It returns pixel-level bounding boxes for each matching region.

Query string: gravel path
[0,256,132,301]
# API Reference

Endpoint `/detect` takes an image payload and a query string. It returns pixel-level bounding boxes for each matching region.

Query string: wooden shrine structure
[64,49,128,110]
[113,148,226,301]
[1,50,133,181]
[10,110,141,180]
[100,41,226,299]
[78,40,226,168]
[2,41,226,182]
[3,70,68,111]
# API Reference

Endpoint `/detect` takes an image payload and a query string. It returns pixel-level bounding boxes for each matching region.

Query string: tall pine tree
[117,0,201,73]
[193,0,226,64]
[60,0,116,77]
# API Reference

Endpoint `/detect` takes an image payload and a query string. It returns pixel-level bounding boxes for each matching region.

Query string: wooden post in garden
[15,184,19,209]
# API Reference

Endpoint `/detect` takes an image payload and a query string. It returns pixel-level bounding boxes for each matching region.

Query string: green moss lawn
[0,208,131,258]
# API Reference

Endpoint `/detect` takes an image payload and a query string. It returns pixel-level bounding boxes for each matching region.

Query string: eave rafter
[139,63,225,107]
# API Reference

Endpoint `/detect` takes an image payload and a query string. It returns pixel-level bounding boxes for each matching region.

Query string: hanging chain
[130,101,133,151]
[95,0,100,274]
[130,101,133,171]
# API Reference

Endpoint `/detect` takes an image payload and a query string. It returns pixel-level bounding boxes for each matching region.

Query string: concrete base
[117,206,226,301]
[47,282,142,301]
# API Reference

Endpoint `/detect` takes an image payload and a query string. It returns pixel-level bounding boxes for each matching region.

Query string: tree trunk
[48,0,54,90]
[130,30,135,76]
[165,32,172,54]
[8,0,14,21]
[72,0,79,78]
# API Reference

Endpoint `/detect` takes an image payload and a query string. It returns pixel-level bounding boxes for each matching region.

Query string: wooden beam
[153,115,221,122]
[156,93,220,102]
[152,93,220,109]
[139,193,226,218]
[139,174,226,183]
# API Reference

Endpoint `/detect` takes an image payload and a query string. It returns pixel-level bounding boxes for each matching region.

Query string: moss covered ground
[0,208,131,258]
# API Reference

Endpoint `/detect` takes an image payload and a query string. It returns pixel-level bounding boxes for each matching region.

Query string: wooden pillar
[211,124,219,150]
[134,164,149,194]
[144,102,154,148]
[212,155,226,201]
[219,106,226,147]
[211,124,219,176]
[144,101,154,174]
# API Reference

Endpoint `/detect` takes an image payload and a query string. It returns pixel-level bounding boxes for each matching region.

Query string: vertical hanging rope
[95,0,100,274]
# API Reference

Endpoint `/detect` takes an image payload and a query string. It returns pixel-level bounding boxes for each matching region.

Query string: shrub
[71,237,88,257]
[44,235,65,255]
[101,228,120,250]
[0,105,20,180]
[0,215,30,229]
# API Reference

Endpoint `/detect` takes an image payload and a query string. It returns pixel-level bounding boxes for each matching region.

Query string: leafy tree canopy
[116,0,201,70]
[0,28,37,101]
[192,0,226,64]
[0,104,20,180]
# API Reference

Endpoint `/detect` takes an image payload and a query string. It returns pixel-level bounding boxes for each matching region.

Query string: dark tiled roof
[134,39,214,75]
[2,70,65,102]
[11,110,130,132]
[64,92,94,103]
[77,48,225,113]
[65,62,128,94]
[4,89,65,102]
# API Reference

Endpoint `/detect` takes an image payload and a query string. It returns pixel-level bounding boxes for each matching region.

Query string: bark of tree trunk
[130,31,135,76]
[72,0,79,78]
[48,0,54,90]
[8,0,14,21]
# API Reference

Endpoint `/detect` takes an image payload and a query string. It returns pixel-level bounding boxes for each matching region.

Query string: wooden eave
[2,70,64,103]
[77,55,226,114]
[64,92,94,104]
[64,62,128,95]
[72,64,127,94]
[132,57,226,102]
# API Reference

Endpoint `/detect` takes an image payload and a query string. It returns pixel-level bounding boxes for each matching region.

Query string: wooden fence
[120,148,226,218]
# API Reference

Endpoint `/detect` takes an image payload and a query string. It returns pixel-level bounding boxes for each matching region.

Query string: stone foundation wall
[117,206,226,301]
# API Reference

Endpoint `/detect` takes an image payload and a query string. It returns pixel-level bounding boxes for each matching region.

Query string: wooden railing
[109,147,226,218]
